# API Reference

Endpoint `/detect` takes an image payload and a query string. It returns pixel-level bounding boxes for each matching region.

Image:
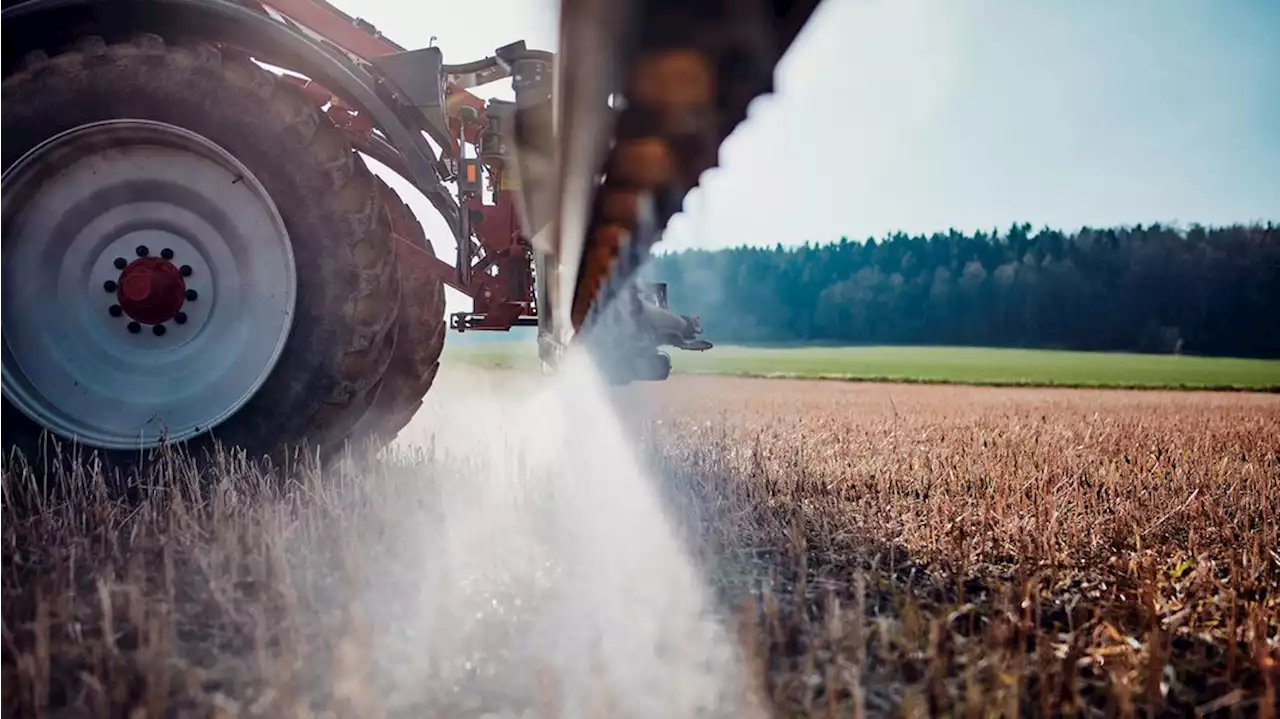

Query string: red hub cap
[116,258,186,324]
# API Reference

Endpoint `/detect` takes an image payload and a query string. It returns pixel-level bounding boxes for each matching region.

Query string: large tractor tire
[347,177,448,447]
[0,34,441,473]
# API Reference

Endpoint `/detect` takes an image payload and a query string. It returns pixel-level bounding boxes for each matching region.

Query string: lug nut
[160,248,174,260]
[153,324,167,336]
[185,289,198,301]
[127,322,141,334]
[114,257,127,270]
[104,280,117,292]
[136,245,149,257]
[108,305,123,317]
[179,265,193,277]
[174,311,188,324]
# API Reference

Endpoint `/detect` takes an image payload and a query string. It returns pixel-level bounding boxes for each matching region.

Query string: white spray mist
[349,348,765,718]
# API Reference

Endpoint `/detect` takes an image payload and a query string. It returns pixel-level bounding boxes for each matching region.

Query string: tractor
[0,0,822,469]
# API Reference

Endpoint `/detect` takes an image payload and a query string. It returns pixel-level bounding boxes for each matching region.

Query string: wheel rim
[2,119,297,451]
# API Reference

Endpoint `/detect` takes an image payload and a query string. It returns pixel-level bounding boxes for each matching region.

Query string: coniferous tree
[647,223,1279,358]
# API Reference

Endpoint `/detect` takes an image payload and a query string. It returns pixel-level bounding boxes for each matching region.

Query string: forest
[646,223,1279,359]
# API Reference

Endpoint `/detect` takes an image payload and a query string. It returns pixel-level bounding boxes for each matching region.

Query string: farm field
[442,341,1280,391]
[642,376,1280,716]
[2,368,1278,717]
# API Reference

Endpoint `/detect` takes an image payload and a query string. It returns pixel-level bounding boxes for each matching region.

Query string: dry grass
[3,371,1278,718]
[644,378,1280,718]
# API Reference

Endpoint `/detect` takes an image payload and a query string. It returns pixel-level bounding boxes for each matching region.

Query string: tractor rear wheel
[347,178,448,446]
[0,34,436,472]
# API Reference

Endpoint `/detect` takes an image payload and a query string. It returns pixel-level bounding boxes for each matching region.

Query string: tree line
[646,223,1279,359]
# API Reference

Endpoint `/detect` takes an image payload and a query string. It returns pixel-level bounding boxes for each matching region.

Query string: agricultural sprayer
[0,0,822,468]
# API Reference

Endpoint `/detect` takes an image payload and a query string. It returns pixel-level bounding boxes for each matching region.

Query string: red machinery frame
[253,0,539,333]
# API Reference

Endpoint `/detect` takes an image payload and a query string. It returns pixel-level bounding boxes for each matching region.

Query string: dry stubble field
[2,368,1278,718]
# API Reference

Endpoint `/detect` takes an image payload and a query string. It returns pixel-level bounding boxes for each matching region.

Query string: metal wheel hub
[117,257,184,318]
[116,257,187,325]
[2,119,297,450]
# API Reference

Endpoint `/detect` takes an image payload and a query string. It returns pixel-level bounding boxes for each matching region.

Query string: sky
[342,0,1279,309]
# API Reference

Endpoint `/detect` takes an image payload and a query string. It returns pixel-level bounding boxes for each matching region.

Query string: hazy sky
[345,0,1278,306]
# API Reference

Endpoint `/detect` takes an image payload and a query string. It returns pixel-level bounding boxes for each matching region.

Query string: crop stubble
[2,371,1277,717]
[643,377,1279,717]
